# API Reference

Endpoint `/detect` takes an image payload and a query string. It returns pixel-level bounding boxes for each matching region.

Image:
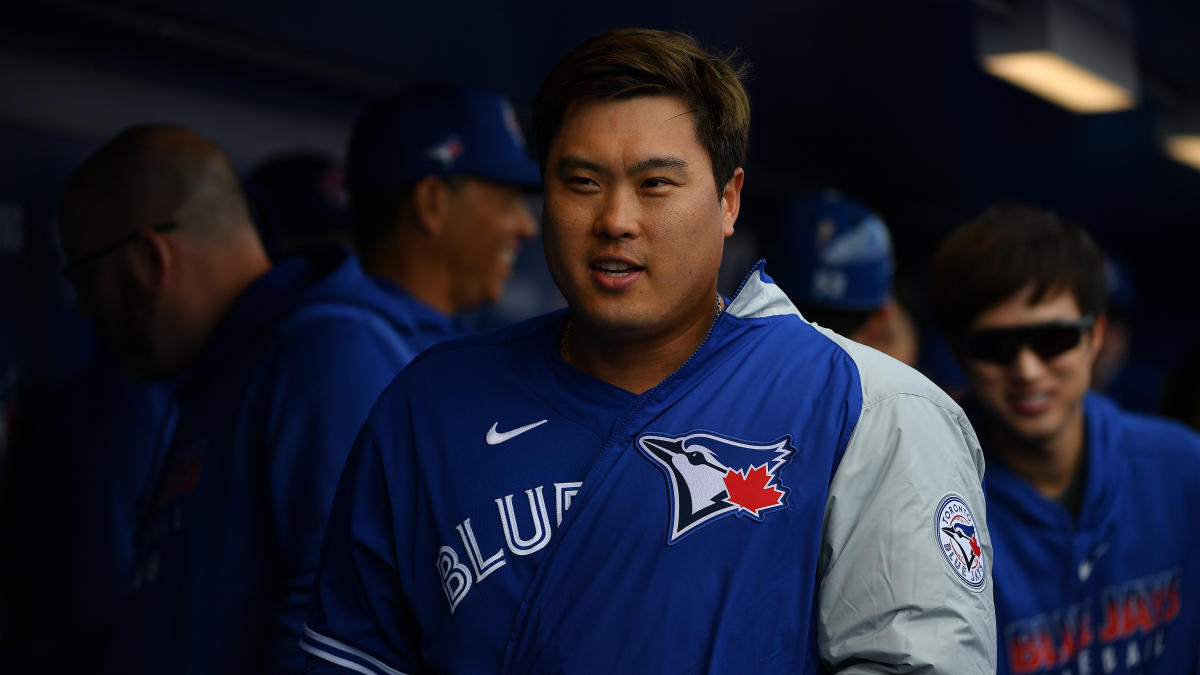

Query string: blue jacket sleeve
[302,418,422,674]
[259,317,409,674]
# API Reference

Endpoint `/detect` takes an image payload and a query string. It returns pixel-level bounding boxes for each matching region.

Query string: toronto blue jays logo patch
[638,431,794,544]
[936,493,987,591]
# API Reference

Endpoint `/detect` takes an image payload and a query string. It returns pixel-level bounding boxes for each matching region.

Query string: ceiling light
[977,0,1137,114]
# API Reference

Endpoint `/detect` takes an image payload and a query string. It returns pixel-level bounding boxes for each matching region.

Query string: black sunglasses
[62,222,177,275]
[964,315,1095,365]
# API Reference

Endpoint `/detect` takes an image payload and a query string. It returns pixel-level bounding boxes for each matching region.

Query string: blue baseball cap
[247,152,349,233]
[775,191,895,310]
[346,83,542,191]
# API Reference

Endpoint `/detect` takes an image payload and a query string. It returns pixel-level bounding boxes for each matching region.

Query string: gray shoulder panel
[816,329,996,673]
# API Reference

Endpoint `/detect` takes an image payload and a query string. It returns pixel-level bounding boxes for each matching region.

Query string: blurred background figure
[929,203,1200,675]
[769,190,919,366]
[55,123,418,674]
[345,83,541,345]
[244,151,352,261]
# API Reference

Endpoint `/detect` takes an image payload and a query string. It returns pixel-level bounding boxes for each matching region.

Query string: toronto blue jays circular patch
[935,493,987,591]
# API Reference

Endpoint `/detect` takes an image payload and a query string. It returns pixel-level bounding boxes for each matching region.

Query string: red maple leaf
[723,464,784,516]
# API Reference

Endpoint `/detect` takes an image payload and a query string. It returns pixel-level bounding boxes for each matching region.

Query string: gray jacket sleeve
[817,338,997,674]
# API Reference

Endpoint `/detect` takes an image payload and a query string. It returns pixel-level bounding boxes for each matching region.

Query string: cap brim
[470,157,543,190]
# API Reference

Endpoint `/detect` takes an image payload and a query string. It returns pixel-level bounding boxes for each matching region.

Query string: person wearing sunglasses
[930,203,1200,675]
[55,124,426,675]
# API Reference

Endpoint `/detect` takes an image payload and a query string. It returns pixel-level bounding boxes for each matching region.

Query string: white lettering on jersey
[436,546,472,614]
[554,482,582,526]
[456,518,505,582]
[436,480,583,612]
[497,486,552,555]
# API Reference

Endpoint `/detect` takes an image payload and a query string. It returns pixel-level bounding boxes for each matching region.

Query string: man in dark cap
[345,83,540,349]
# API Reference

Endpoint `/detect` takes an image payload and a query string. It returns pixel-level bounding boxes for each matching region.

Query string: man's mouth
[591,260,642,278]
[1010,392,1051,415]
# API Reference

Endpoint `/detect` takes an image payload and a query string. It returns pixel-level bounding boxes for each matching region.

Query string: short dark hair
[350,175,471,256]
[531,28,750,195]
[929,203,1106,342]
[349,183,414,255]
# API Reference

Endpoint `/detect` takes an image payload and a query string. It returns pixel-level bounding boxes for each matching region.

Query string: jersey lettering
[436,480,580,612]
[436,546,472,614]
[1005,568,1182,674]
[456,518,505,583]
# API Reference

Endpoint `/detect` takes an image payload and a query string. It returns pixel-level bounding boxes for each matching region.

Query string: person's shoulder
[825,330,958,412]
[364,311,562,433]
[724,262,957,414]
[1094,394,1200,463]
[406,310,561,371]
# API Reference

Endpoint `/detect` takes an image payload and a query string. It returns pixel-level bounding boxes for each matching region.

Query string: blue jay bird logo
[941,521,981,570]
[638,431,794,545]
[935,494,987,590]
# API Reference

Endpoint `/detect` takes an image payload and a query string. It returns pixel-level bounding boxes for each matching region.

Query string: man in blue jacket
[345,83,542,340]
[930,203,1200,674]
[304,28,997,673]
[56,124,422,673]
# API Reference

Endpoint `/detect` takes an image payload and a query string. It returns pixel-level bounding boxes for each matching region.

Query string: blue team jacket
[304,264,997,674]
[100,246,454,675]
[988,393,1200,674]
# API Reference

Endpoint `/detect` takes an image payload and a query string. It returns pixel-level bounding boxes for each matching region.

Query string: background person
[57,124,419,674]
[769,190,919,366]
[930,202,1200,675]
[345,83,540,347]
[244,151,353,261]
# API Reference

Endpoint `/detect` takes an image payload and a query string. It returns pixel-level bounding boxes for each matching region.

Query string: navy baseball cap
[247,152,349,233]
[776,191,895,310]
[346,83,542,191]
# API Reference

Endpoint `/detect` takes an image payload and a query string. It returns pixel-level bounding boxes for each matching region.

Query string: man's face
[962,285,1102,451]
[61,220,161,380]
[442,177,537,311]
[542,95,740,340]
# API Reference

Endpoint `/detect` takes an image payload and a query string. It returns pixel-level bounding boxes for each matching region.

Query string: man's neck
[561,296,723,395]
[986,405,1087,501]
[364,239,455,316]
[165,235,272,375]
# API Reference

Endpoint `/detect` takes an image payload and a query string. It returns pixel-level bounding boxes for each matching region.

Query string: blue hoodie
[99,246,451,675]
[987,393,1200,674]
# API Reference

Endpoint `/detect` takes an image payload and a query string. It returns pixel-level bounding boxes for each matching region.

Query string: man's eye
[566,176,599,189]
[642,178,673,189]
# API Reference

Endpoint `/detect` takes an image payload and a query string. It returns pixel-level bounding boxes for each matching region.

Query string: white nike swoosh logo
[486,419,548,445]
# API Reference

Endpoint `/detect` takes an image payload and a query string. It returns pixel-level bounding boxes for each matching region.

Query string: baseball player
[56,124,426,674]
[930,203,1200,674]
[770,190,919,366]
[345,83,540,329]
[303,28,996,673]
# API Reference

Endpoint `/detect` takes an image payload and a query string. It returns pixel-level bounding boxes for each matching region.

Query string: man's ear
[720,168,744,239]
[410,175,451,236]
[135,227,172,290]
[1089,314,1107,356]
